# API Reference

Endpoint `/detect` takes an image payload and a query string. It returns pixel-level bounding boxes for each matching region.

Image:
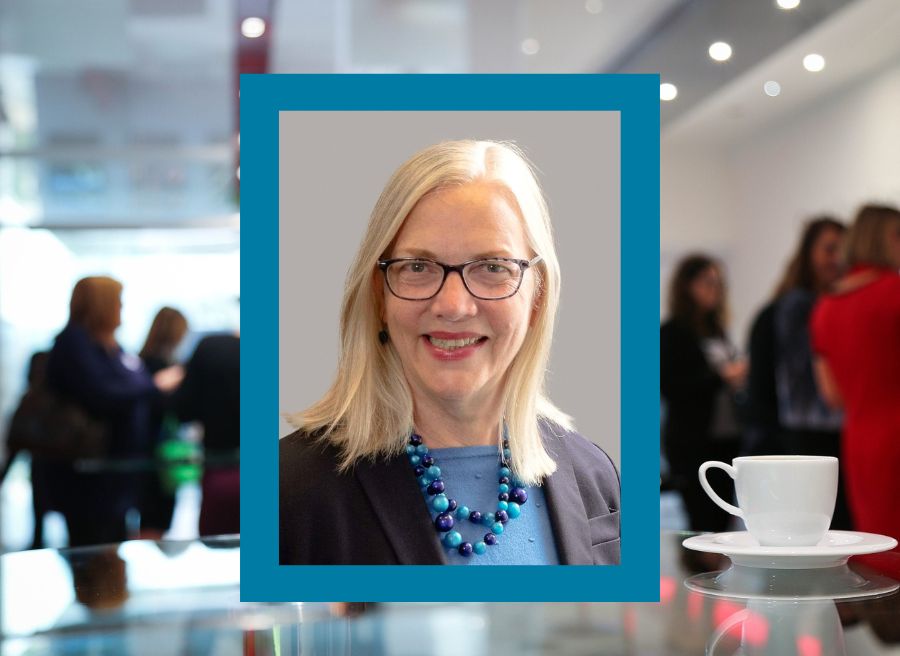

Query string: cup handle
[698,461,743,518]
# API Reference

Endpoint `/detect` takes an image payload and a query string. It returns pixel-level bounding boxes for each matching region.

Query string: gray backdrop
[279,111,621,467]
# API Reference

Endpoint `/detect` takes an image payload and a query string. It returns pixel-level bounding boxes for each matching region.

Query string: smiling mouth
[426,335,488,350]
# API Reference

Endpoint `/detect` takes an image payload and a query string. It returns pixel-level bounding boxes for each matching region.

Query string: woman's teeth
[428,336,483,350]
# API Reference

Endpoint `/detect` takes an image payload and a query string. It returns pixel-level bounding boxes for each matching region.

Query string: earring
[378,329,389,344]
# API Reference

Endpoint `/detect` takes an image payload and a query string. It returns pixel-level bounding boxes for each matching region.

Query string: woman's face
[810,227,845,290]
[689,265,722,312]
[382,181,538,409]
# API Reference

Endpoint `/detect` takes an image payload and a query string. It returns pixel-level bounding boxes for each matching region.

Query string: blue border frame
[241,74,660,601]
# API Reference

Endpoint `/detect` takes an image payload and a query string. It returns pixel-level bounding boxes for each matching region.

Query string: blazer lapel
[541,424,594,564]
[356,453,447,564]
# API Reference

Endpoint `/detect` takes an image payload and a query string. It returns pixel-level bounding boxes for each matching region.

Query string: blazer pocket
[589,511,620,545]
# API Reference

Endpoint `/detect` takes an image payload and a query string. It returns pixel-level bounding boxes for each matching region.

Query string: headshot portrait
[278,111,621,566]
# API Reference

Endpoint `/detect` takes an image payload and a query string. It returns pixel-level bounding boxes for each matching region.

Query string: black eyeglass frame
[377,255,543,301]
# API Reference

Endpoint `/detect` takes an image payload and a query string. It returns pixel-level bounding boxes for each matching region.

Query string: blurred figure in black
[174,331,240,536]
[138,307,189,539]
[661,254,747,532]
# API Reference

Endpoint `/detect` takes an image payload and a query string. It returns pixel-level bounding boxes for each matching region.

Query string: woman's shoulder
[279,429,345,482]
[539,420,619,488]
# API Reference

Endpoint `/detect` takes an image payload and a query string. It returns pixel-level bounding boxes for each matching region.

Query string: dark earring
[378,329,389,344]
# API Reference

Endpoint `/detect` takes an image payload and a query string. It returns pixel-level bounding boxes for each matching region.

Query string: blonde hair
[845,204,900,268]
[289,140,573,484]
[69,276,123,339]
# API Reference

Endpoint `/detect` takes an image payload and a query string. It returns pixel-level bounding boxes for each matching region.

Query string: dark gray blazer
[279,421,620,565]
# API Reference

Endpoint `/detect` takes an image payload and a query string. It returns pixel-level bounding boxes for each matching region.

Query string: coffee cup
[698,455,838,546]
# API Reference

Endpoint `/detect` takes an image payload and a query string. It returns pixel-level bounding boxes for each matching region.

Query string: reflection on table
[1,532,898,655]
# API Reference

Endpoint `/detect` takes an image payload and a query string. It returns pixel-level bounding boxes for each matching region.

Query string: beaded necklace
[406,432,528,558]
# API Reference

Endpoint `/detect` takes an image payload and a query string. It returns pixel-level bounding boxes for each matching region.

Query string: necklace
[406,432,529,558]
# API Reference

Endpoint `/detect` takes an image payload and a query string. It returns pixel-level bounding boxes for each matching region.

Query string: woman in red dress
[811,205,900,561]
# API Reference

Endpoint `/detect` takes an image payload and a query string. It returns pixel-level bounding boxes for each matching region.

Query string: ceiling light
[660,83,678,102]
[777,0,800,9]
[803,53,825,72]
[708,42,733,62]
[521,38,540,56]
[763,81,781,97]
[585,0,603,14]
[241,17,266,39]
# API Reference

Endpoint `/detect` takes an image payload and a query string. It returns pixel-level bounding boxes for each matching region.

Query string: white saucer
[683,530,898,569]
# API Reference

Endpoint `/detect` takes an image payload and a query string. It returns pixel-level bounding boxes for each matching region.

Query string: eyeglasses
[378,256,542,301]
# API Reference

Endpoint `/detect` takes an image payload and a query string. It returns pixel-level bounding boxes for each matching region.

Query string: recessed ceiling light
[241,17,266,39]
[764,80,781,96]
[585,0,603,14]
[803,53,825,72]
[660,83,678,102]
[521,38,540,56]
[708,42,733,62]
[777,0,800,9]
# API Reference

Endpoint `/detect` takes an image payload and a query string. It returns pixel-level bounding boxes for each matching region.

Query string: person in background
[812,205,900,558]
[138,307,189,539]
[46,276,183,547]
[173,330,240,536]
[661,254,747,533]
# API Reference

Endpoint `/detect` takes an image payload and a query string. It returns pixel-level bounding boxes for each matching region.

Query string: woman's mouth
[422,333,488,360]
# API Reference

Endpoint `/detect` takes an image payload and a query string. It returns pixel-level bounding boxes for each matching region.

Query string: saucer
[682,531,898,569]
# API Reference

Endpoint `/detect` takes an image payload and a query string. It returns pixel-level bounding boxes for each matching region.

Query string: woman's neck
[412,393,503,449]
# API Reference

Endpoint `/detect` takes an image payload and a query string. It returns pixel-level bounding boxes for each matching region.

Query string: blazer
[280,421,620,565]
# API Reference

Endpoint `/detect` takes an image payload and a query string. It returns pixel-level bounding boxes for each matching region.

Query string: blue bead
[444,531,462,547]
[510,488,528,505]
[469,511,483,524]
[499,467,511,478]
[473,541,487,555]
[498,483,509,494]
[406,445,415,455]
[421,454,435,467]
[414,465,426,478]
[432,494,449,512]
[497,501,508,511]
[427,466,441,480]
[415,444,429,455]
[496,509,509,524]
[499,476,510,485]
[503,448,511,459]
[458,542,474,557]
[491,522,504,535]
[410,433,423,446]
[456,506,470,520]
[434,513,454,532]
[417,475,431,487]
[484,533,498,546]
[447,498,458,512]
[498,493,509,502]
[483,512,495,526]
[507,502,521,519]
[409,455,421,466]
[426,480,445,495]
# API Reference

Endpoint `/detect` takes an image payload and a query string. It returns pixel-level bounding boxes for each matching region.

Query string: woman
[280,140,620,565]
[45,276,183,546]
[811,205,900,549]
[138,306,189,538]
[660,255,746,533]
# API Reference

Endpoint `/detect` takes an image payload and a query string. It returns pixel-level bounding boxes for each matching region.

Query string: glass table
[1,531,898,654]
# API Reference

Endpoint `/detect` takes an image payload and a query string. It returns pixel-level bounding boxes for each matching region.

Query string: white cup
[698,455,838,546]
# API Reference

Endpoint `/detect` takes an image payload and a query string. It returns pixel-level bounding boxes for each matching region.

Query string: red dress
[811,267,900,566]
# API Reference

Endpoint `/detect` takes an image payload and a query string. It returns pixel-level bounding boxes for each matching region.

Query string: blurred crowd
[661,204,900,550]
[1,276,240,549]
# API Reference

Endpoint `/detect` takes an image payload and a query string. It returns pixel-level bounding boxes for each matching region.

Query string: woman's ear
[529,279,544,327]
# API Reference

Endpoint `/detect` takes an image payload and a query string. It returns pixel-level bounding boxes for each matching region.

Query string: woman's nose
[430,271,477,319]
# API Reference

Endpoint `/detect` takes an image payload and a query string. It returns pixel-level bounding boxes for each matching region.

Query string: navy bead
[469,511,483,524]
[414,465,426,478]
[499,476,510,485]
[496,509,509,524]
[447,498,458,512]
[426,480,445,495]
[458,542,474,557]
[434,513,454,532]
[484,533,498,546]
[410,433,423,446]
[510,488,528,505]
[421,454,435,467]
[498,493,509,502]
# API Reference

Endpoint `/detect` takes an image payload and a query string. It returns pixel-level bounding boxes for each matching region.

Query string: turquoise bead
[499,467,511,478]
[497,501,508,511]
[498,483,509,494]
[444,531,462,548]
[507,502,521,518]
[491,522,504,535]
[503,448,511,459]
[406,445,415,455]
[409,455,421,466]
[473,541,487,555]
[432,494,449,512]
[456,506,470,520]
[427,465,441,479]
[415,444,429,455]
[483,512,495,526]
[417,475,432,487]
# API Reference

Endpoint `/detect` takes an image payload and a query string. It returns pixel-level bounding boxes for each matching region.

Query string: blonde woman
[280,140,620,565]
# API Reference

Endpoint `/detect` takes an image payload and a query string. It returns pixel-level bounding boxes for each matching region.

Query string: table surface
[1,531,898,655]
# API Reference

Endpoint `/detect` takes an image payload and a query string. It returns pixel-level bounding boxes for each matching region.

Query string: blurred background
[0,0,898,544]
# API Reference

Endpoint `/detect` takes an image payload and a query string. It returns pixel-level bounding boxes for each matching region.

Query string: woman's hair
[289,140,572,484]
[844,204,900,268]
[140,307,188,362]
[667,253,727,338]
[69,276,123,339]
[773,216,846,297]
